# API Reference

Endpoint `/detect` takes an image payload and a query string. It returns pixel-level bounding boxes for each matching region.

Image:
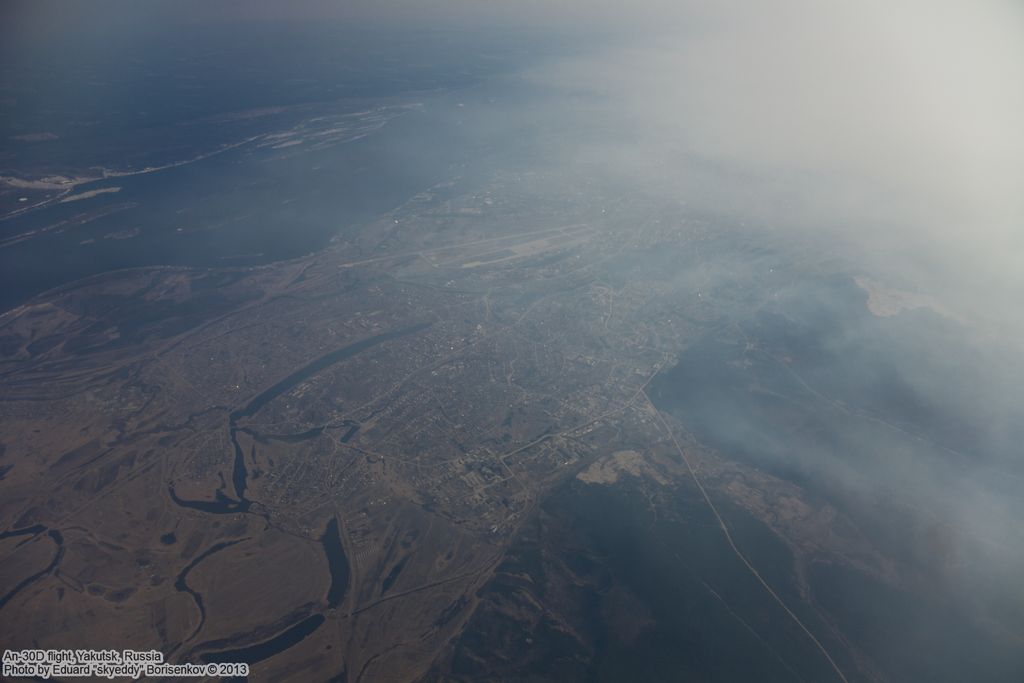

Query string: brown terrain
[0,170,973,682]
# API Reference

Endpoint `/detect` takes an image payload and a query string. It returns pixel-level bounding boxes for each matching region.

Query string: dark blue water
[200,614,326,665]
[0,22,561,312]
[0,105,471,312]
[321,518,350,610]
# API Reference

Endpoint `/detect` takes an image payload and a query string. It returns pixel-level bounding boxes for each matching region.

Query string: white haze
[488,0,1024,629]
[517,0,1024,338]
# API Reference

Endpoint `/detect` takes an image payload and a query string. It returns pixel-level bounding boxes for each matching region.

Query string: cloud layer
[518,0,1024,336]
